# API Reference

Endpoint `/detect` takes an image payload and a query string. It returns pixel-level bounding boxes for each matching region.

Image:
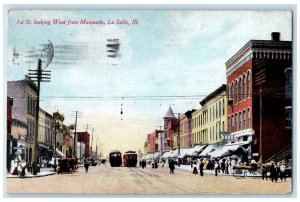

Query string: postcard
[5,8,293,195]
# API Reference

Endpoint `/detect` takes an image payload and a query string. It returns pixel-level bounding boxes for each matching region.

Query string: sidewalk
[6,167,56,178]
[161,164,262,178]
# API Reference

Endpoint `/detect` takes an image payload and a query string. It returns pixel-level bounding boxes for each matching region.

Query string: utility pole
[254,58,266,172]
[96,136,98,160]
[28,58,51,175]
[177,113,180,167]
[70,111,82,158]
[74,111,78,158]
[53,120,60,172]
[259,87,263,168]
[90,128,94,158]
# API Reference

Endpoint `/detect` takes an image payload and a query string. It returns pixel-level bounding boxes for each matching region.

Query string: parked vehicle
[57,158,78,174]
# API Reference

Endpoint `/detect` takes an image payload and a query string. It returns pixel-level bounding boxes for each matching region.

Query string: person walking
[84,158,89,173]
[199,160,204,176]
[169,159,175,174]
[280,162,287,182]
[214,161,219,176]
[262,164,267,180]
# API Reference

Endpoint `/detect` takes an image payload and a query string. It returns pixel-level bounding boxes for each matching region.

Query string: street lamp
[53,120,60,172]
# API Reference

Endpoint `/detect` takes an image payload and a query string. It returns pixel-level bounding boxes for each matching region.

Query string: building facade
[7,76,38,163]
[53,111,64,153]
[163,106,178,151]
[192,85,227,146]
[226,32,292,162]
[77,131,90,158]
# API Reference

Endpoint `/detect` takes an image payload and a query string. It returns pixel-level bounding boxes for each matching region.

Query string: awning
[186,145,207,157]
[154,152,160,159]
[170,149,178,158]
[178,148,189,158]
[199,145,214,157]
[161,151,171,158]
[208,144,241,158]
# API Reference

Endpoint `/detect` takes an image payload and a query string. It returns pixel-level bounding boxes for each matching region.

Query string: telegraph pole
[255,58,266,171]
[90,128,94,158]
[70,111,82,158]
[74,111,78,157]
[28,58,51,175]
[53,120,60,172]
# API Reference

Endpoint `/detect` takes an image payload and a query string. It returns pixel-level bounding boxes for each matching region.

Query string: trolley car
[109,150,122,167]
[123,151,138,167]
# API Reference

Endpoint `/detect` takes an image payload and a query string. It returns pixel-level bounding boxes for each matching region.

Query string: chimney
[271,32,280,42]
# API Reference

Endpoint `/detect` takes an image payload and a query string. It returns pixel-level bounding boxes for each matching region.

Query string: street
[6,163,292,195]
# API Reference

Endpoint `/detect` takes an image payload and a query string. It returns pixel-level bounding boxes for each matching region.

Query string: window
[222,99,225,115]
[243,75,247,100]
[216,103,218,118]
[216,124,218,140]
[231,83,234,102]
[219,100,221,118]
[247,72,251,98]
[239,77,242,102]
[235,113,238,131]
[243,110,246,129]
[285,106,292,128]
[235,80,238,103]
[285,68,292,97]
[239,112,242,130]
[210,107,211,122]
[213,106,215,120]
[231,116,234,132]
[219,122,221,139]
[222,121,225,131]
[248,108,251,128]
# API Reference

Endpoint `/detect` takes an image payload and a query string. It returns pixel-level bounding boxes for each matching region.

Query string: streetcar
[109,150,122,167]
[123,151,138,167]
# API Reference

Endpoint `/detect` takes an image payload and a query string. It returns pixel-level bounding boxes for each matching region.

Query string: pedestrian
[262,164,267,180]
[221,159,225,173]
[214,161,219,176]
[199,160,204,176]
[169,159,175,174]
[84,158,89,173]
[280,162,287,182]
[225,159,229,174]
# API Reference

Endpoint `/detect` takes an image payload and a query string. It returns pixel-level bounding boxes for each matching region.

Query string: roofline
[225,39,292,67]
[200,84,226,106]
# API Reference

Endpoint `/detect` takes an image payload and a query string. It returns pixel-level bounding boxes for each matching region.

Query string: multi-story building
[192,84,227,146]
[173,111,196,149]
[53,111,64,153]
[62,124,73,157]
[7,97,15,172]
[163,106,178,151]
[7,76,38,162]
[77,131,90,158]
[226,32,292,162]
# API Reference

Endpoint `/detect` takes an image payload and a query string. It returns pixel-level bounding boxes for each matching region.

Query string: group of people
[262,161,288,182]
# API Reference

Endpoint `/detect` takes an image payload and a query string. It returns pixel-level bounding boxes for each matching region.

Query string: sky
[6,10,292,157]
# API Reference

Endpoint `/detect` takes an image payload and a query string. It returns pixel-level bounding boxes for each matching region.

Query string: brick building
[163,106,178,151]
[77,131,90,158]
[226,32,292,163]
